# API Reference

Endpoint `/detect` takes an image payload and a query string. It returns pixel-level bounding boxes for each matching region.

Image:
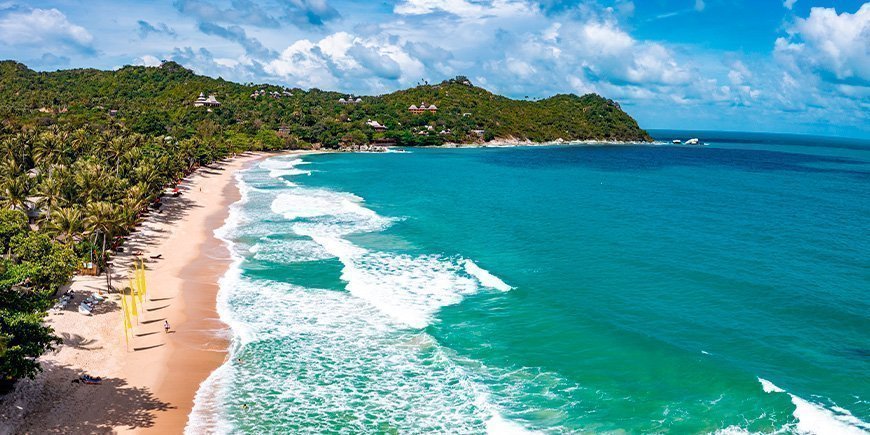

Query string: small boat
[685,138,700,145]
[672,139,682,144]
[78,304,92,315]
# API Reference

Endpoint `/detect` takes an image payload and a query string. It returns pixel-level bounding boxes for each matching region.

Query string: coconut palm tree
[84,201,119,290]
[34,172,66,220]
[0,175,32,211]
[45,206,83,241]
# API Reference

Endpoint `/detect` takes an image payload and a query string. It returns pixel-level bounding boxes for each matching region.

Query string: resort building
[194,92,221,107]
[366,120,387,131]
[408,102,437,114]
[339,97,362,104]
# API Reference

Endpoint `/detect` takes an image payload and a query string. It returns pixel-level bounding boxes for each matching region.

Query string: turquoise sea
[187,131,870,434]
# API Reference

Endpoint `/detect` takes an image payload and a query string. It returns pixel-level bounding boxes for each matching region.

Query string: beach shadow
[146,305,170,312]
[58,333,102,351]
[133,343,165,351]
[141,318,166,324]
[0,363,174,433]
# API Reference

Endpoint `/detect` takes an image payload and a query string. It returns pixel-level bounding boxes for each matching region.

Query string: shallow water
[188,132,870,434]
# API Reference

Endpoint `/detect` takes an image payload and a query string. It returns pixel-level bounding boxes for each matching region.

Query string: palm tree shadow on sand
[0,363,175,433]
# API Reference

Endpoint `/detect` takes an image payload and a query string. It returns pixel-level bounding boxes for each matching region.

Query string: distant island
[0,60,651,149]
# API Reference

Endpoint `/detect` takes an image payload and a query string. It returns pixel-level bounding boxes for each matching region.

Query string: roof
[428,105,437,109]
[409,105,418,109]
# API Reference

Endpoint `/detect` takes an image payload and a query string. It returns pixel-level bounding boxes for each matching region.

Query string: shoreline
[431,137,666,149]
[0,152,271,434]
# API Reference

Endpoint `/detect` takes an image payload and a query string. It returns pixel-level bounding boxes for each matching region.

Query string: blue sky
[0,0,867,138]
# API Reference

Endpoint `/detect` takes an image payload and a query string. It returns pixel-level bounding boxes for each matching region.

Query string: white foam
[758,377,785,393]
[185,362,235,435]
[251,238,334,263]
[464,259,512,291]
[271,190,379,222]
[189,156,547,433]
[269,184,486,329]
[260,157,312,179]
[713,426,753,435]
[757,378,869,435]
[790,395,869,435]
[486,413,537,434]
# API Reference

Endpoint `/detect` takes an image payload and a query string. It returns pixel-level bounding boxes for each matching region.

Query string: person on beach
[164,320,171,333]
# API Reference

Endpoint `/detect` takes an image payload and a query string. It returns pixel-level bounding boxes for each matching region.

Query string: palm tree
[33,129,70,169]
[34,172,66,220]
[84,201,119,291]
[106,136,127,175]
[45,207,83,241]
[0,175,32,211]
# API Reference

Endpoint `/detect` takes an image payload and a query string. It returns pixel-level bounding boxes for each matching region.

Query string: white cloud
[728,60,752,85]
[694,0,705,12]
[783,0,797,10]
[775,4,870,84]
[394,0,534,19]
[135,55,163,67]
[0,8,92,49]
[265,32,425,91]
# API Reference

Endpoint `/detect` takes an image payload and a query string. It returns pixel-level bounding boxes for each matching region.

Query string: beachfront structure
[194,92,221,107]
[366,120,387,131]
[409,102,437,114]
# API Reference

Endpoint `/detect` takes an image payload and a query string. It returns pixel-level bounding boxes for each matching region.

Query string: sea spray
[757,378,869,435]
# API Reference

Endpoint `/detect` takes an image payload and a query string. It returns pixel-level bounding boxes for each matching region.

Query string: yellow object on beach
[136,259,147,301]
[130,284,138,318]
[119,289,131,349]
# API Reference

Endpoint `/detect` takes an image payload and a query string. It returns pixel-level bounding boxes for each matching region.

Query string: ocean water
[188,132,870,434]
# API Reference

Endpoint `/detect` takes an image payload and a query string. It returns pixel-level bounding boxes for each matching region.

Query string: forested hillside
[0,61,651,147]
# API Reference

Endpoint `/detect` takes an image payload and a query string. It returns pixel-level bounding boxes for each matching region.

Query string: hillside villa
[366,120,387,131]
[409,103,437,114]
[194,92,221,107]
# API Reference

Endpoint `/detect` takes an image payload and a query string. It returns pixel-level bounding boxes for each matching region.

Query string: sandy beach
[0,152,270,434]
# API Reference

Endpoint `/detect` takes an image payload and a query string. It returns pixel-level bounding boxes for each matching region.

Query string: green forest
[0,61,651,148]
[0,60,650,389]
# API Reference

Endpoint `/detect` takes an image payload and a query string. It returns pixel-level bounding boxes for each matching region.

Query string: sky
[0,0,868,138]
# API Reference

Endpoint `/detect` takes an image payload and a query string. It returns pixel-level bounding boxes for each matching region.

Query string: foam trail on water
[757,378,869,435]
[464,259,513,291]
[259,156,311,179]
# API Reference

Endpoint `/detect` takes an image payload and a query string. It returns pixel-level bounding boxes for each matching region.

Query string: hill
[0,61,651,147]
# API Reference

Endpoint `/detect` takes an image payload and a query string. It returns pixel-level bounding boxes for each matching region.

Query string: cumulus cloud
[135,55,163,67]
[783,0,797,10]
[137,20,177,39]
[0,7,93,52]
[198,22,276,58]
[265,32,425,91]
[775,4,870,86]
[164,46,264,81]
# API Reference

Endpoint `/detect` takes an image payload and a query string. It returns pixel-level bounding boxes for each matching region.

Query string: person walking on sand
[164,320,171,333]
